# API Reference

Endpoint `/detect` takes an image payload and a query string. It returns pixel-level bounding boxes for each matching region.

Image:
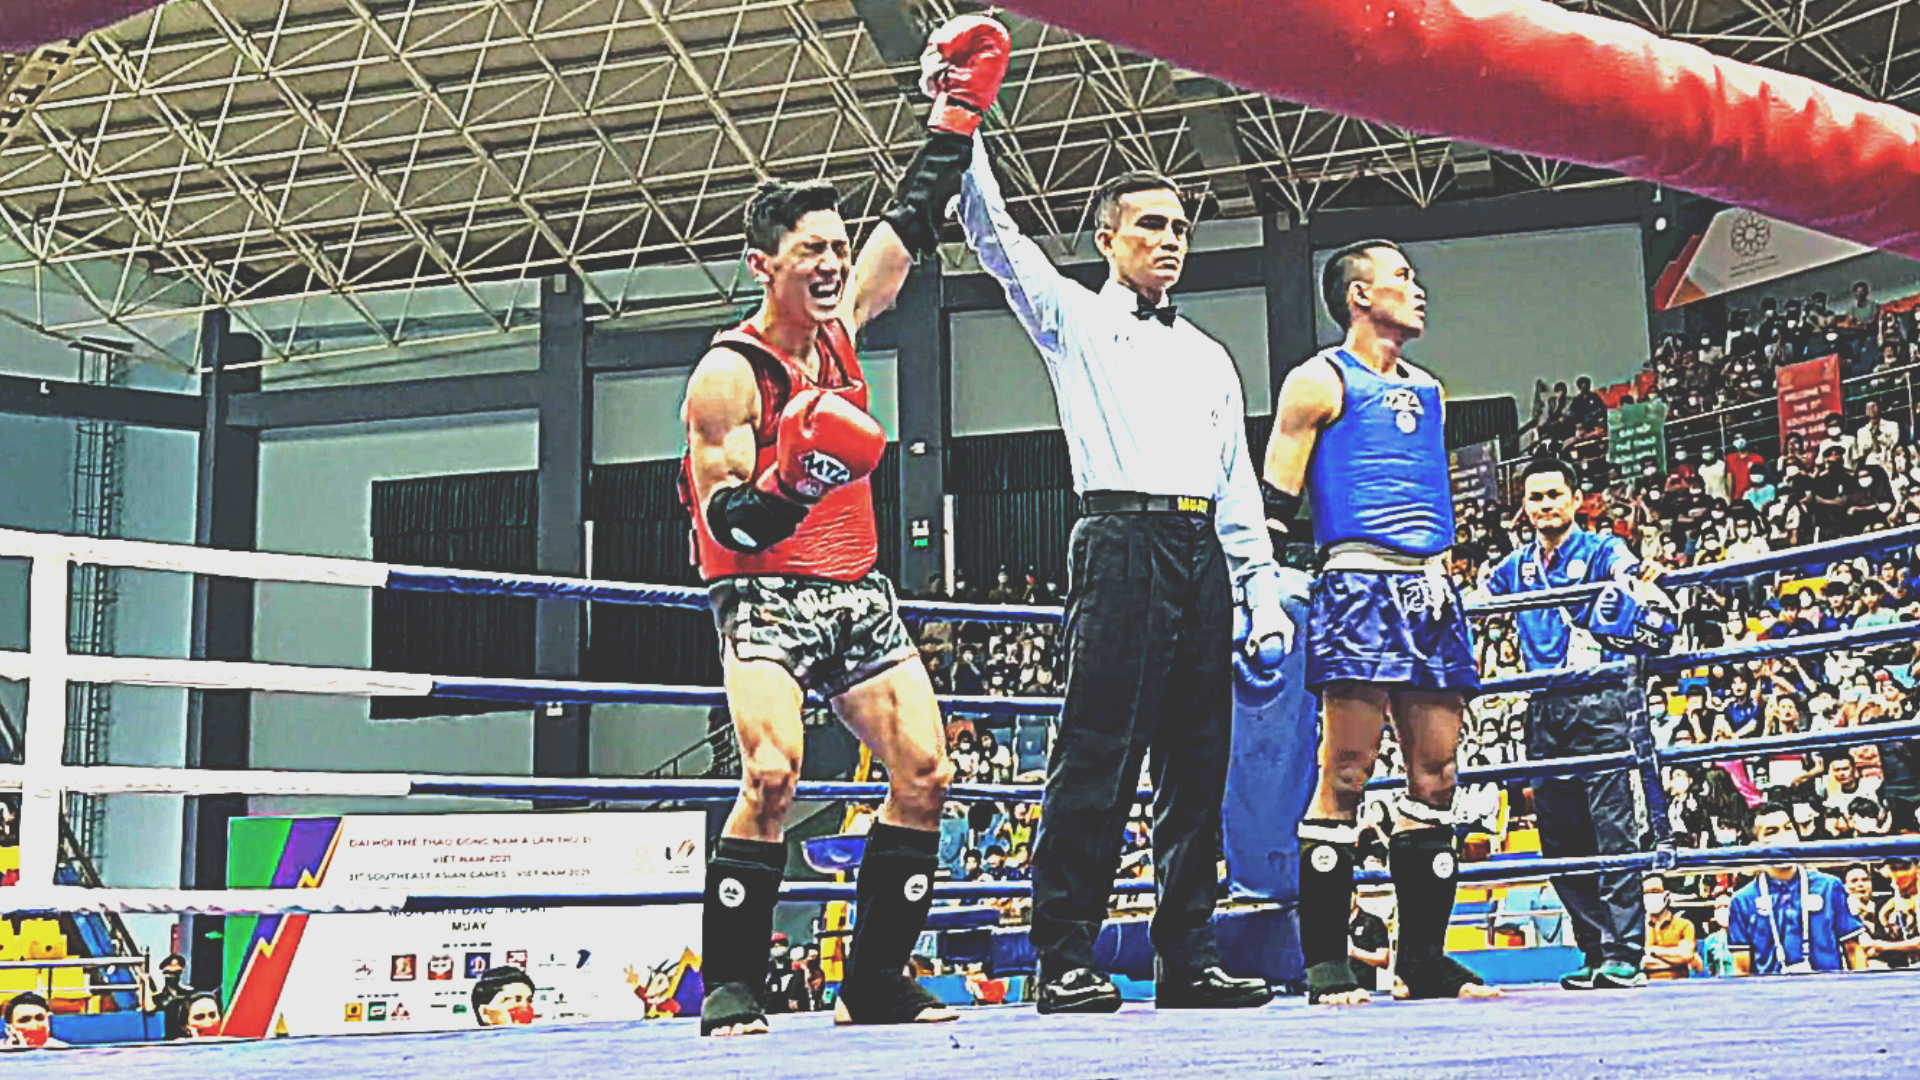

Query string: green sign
[1607,401,1667,473]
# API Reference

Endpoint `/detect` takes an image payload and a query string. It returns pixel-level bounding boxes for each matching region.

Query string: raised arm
[852,15,1010,333]
[958,132,1070,351]
[842,223,913,333]
[1259,357,1342,548]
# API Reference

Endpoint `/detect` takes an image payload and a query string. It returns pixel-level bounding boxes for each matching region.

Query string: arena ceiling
[1,0,1918,368]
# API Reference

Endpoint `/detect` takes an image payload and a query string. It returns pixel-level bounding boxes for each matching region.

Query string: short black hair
[1093,171,1185,232]
[743,178,842,255]
[4,991,49,1023]
[1751,800,1793,826]
[471,966,536,1024]
[1520,456,1581,492]
[1849,796,1883,818]
[1321,239,1407,329]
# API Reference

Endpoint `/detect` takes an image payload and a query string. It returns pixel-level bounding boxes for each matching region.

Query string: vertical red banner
[1776,355,1843,446]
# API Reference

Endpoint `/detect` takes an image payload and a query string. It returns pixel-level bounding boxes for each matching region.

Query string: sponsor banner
[223,811,704,1037]
[1776,356,1844,448]
[1652,209,1872,310]
[1449,440,1500,508]
[1607,401,1668,473]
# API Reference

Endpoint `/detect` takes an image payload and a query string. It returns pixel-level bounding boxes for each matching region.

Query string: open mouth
[809,279,842,303]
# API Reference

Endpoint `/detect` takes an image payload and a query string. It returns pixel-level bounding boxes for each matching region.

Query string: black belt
[1080,490,1215,517]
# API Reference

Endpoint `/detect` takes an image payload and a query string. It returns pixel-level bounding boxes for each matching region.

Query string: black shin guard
[1296,819,1358,970]
[702,837,785,996]
[845,823,939,990]
[1389,826,1460,961]
[880,132,972,259]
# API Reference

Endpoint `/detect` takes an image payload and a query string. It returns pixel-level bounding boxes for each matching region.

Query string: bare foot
[1390,980,1503,1001]
[709,1019,771,1037]
[1315,988,1372,1006]
[833,1000,959,1025]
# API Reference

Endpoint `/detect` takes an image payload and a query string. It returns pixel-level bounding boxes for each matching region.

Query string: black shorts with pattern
[708,571,918,698]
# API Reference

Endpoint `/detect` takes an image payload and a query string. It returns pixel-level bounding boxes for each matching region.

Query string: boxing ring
[4,517,1920,1076]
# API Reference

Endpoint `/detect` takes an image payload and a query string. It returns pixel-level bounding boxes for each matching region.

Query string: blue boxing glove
[1234,565,1310,707]
[1585,579,1679,655]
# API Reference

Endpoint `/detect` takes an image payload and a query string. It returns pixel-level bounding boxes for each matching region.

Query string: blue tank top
[1305,348,1454,557]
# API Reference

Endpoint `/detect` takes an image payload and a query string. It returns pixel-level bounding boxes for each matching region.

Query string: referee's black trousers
[1529,684,1646,966]
[1030,511,1233,979]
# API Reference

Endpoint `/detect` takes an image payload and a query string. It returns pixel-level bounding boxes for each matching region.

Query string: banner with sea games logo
[221,811,705,1036]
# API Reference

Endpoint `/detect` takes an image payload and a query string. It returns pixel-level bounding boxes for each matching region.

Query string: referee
[957,133,1295,1013]
[1485,456,1664,991]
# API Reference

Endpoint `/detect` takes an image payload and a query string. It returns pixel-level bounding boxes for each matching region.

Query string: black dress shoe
[1035,965,1123,1015]
[1155,964,1274,1009]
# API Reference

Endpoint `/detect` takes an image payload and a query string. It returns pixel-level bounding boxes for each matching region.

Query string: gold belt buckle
[1175,496,1208,514]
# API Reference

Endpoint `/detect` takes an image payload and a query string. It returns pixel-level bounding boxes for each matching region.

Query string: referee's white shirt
[957,136,1278,589]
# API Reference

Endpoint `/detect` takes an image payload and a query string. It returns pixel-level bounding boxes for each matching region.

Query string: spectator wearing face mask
[1810,444,1856,540]
[1694,892,1740,976]
[1697,446,1734,504]
[1640,875,1696,980]
[139,951,192,1019]
[1347,884,1393,992]
[1742,462,1778,515]
[3,992,65,1050]
[1850,400,1901,470]
[1843,457,1897,535]
[1849,796,1892,837]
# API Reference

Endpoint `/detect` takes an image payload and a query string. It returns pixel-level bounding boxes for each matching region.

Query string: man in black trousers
[956,129,1298,1012]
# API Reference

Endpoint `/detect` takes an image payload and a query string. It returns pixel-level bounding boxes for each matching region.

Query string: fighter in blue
[1260,239,1501,1005]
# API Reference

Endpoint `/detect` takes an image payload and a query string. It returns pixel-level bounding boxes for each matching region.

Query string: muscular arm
[683,347,762,507]
[842,222,914,333]
[1261,357,1341,496]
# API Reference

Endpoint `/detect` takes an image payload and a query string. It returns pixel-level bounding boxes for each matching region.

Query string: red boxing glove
[919,16,1011,137]
[757,389,886,504]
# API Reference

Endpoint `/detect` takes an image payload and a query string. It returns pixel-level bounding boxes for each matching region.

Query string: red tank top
[680,317,879,582]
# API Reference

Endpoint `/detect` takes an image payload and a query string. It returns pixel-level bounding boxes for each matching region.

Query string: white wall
[100,427,199,889]
[252,417,541,801]
[589,704,712,777]
[952,285,1270,436]
[592,352,900,464]
[1312,224,1651,399]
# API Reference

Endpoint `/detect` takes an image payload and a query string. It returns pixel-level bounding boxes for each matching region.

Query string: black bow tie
[1134,296,1178,326]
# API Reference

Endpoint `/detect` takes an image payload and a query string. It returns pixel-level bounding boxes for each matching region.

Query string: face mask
[1830,427,1844,437]
[1751,379,1765,390]
[1736,526,1752,538]
[1734,438,1748,450]
[1751,473,1767,484]
[1489,628,1505,641]
[1862,477,1877,489]
[507,1004,538,1025]
[1645,893,1670,914]
[16,1025,49,1048]
[1713,827,1740,845]
[1357,893,1395,919]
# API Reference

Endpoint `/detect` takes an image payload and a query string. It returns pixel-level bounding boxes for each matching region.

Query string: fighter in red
[679,15,1010,1038]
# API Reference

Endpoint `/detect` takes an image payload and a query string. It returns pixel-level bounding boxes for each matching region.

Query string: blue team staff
[1261,239,1499,1006]
[1727,803,1867,975]
[1486,456,1672,992]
